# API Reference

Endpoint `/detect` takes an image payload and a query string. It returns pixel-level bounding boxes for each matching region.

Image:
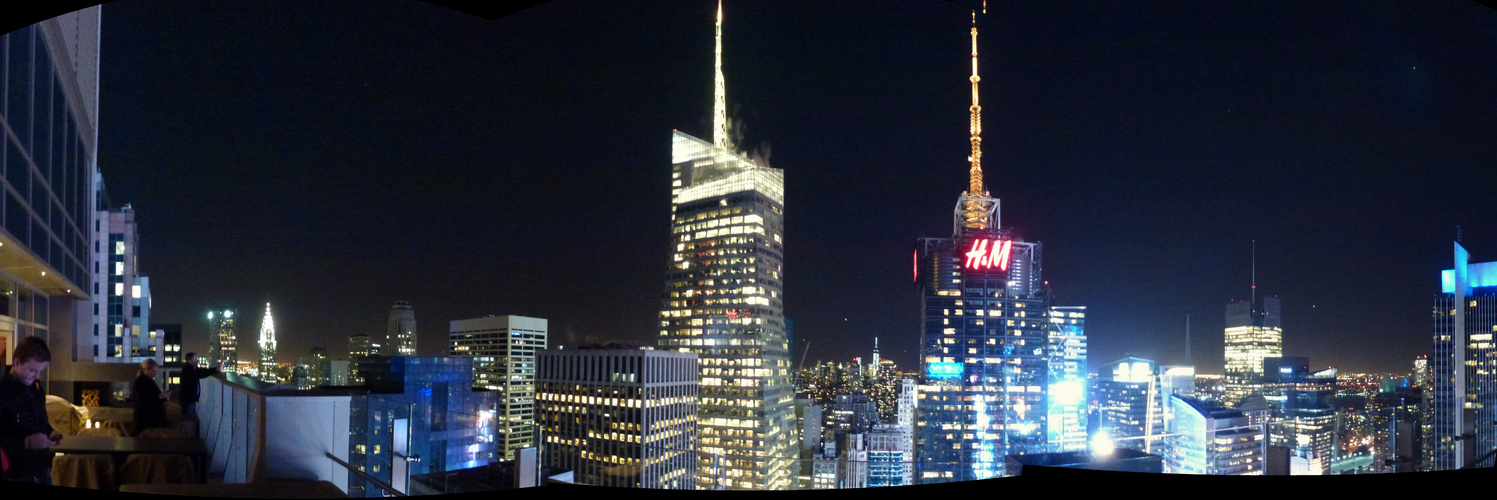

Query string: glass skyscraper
[1047,306,1087,452]
[447,315,547,461]
[1431,241,1497,470]
[207,308,237,372]
[2,9,100,399]
[1223,297,1282,407]
[387,301,416,356]
[658,130,793,490]
[913,14,1051,483]
[655,2,793,490]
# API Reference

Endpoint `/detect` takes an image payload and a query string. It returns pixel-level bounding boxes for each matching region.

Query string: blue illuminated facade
[1047,306,1087,452]
[1431,242,1497,470]
[346,357,500,497]
[914,228,1050,483]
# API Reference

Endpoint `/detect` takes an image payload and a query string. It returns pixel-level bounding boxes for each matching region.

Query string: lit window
[115,262,123,275]
[116,241,125,255]
[132,285,142,299]
[115,283,124,296]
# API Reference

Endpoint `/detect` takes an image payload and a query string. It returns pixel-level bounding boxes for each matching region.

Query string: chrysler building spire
[258,302,277,382]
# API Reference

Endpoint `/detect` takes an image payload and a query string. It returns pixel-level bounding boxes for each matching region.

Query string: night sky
[9,1,1497,375]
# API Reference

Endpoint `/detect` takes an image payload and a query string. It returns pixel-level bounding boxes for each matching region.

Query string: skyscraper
[91,201,153,362]
[1431,241,1497,470]
[1047,306,1087,452]
[1262,356,1336,475]
[387,301,416,356]
[1165,396,1265,475]
[208,309,238,373]
[257,303,277,382]
[448,315,547,461]
[914,13,1051,483]
[1094,357,1164,455]
[656,1,793,491]
[536,347,698,489]
[1223,296,1282,407]
[348,333,372,385]
[3,10,103,401]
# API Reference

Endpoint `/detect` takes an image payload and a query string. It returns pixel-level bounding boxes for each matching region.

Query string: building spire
[959,11,994,230]
[713,0,729,149]
[259,302,276,350]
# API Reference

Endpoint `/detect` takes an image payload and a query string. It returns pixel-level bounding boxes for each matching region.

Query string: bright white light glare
[1051,381,1082,406]
[1091,431,1115,458]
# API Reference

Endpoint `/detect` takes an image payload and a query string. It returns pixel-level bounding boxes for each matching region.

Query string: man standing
[0,337,61,484]
[177,352,221,417]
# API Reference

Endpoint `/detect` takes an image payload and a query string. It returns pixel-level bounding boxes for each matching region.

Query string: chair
[52,454,117,490]
[139,428,189,439]
[119,453,196,486]
[101,420,136,437]
[78,426,126,437]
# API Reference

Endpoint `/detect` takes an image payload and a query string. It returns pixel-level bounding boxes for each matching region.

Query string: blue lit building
[1164,396,1263,475]
[1047,306,1087,452]
[1094,358,1163,455]
[346,357,500,497]
[1432,242,1497,470]
[913,14,1051,483]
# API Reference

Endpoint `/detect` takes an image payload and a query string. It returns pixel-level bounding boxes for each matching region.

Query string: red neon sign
[965,239,1012,271]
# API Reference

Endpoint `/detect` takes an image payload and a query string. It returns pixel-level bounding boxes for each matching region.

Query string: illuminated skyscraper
[1165,396,1264,475]
[656,1,793,490]
[914,13,1050,483]
[208,309,237,373]
[387,301,416,356]
[1047,306,1087,452]
[449,315,547,461]
[258,303,277,382]
[349,333,372,385]
[91,201,155,362]
[1262,356,1336,475]
[1431,242,1497,470]
[1223,296,1282,407]
[536,347,698,489]
[1094,357,1164,455]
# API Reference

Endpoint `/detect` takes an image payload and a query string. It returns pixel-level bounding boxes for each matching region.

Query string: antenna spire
[712,0,729,149]
[1251,240,1257,309]
[958,11,994,230]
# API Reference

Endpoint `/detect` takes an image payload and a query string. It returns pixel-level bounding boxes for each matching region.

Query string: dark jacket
[178,365,222,403]
[0,371,52,478]
[132,374,170,434]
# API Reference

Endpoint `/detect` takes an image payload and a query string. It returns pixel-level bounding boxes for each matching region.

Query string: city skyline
[7,0,1495,375]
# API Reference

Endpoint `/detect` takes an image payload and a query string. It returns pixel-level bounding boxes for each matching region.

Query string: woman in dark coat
[132,359,172,435]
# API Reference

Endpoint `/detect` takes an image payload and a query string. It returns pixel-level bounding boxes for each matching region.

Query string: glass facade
[658,130,793,490]
[1431,242,1497,470]
[914,229,1049,483]
[387,301,416,356]
[1165,396,1264,475]
[207,308,237,372]
[1047,306,1087,452]
[346,357,500,497]
[447,315,546,460]
[1094,357,1163,455]
[1,14,99,378]
[1223,298,1282,407]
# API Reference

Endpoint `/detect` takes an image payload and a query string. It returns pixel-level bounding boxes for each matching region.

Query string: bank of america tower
[657,1,794,490]
[914,13,1051,483]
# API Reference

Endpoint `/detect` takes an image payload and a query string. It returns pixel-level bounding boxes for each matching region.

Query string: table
[50,435,210,483]
[120,480,348,498]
